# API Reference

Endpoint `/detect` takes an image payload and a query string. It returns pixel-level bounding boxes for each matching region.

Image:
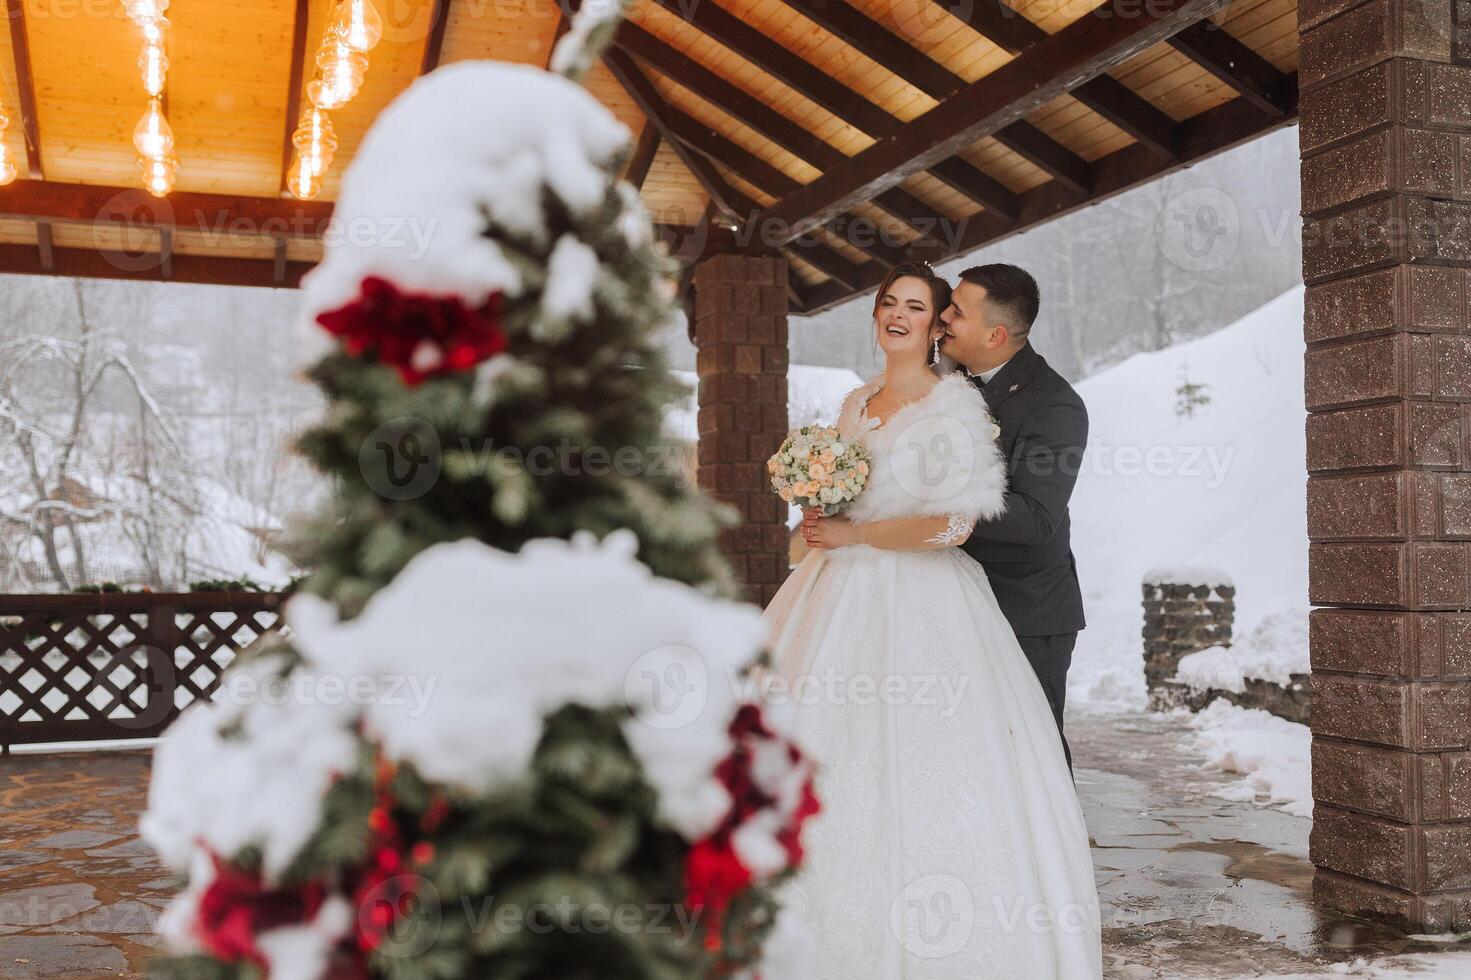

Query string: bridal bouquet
[768,425,871,515]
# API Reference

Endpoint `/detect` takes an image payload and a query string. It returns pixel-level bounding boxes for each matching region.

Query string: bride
[763,263,1102,978]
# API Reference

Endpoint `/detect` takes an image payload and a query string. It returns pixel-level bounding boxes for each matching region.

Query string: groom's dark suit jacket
[961,342,1088,638]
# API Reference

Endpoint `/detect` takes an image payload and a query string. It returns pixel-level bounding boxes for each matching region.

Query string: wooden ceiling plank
[278,0,312,195]
[624,125,661,189]
[794,70,1297,313]
[3,0,43,178]
[159,227,174,279]
[760,0,1231,242]
[784,0,1090,192]
[644,0,1018,221]
[1167,20,1289,116]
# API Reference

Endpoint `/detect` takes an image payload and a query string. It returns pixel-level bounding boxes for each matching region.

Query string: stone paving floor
[2,711,1469,978]
[0,750,164,978]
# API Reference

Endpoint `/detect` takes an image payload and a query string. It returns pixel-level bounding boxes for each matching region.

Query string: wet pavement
[1072,709,1471,978]
[1,712,1469,978]
[0,750,164,978]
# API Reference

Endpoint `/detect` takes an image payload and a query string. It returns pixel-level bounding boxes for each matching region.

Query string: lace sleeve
[925,514,973,546]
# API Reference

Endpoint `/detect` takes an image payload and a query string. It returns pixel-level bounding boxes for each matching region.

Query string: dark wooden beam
[1071,75,1179,159]
[616,21,841,170]
[4,0,43,178]
[279,0,312,194]
[272,237,288,287]
[0,244,313,289]
[644,0,1018,221]
[1168,20,1289,117]
[794,73,1297,314]
[600,46,750,218]
[664,108,799,197]
[0,180,334,237]
[624,126,660,190]
[949,0,1048,54]
[34,222,53,272]
[5,0,53,271]
[761,0,1230,242]
[991,124,1090,195]
[786,0,1091,187]
[419,0,452,74]
[785,0,959,98]
[926,0,1178,159]
[158,228,174,279]
[601,47,900,275]
[614,21,990,239]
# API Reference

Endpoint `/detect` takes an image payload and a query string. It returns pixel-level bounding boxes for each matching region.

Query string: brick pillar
[692,253,791,606]
[1300,0,1471,933]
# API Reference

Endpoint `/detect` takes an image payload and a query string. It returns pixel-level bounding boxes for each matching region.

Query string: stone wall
[1142,574,1236,702]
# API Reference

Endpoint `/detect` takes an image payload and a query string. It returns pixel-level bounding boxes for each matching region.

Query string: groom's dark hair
[957,264,1040,338]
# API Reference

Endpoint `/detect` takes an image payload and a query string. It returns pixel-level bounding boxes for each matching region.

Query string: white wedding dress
[764,373,1102,979]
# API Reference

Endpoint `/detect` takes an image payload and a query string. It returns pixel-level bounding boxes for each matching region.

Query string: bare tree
[0,280,193,590]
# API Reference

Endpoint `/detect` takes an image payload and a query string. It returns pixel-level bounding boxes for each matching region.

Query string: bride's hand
[802,513,857,549]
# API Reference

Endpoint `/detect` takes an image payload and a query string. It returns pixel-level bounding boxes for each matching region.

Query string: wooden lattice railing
[0,592,289,751]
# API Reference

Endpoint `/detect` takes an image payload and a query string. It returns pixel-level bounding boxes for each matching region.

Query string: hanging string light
[288,0,382,200]
[0,107,16,186]
[126,0,177,197]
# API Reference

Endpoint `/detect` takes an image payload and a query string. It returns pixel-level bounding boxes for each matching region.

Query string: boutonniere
[988,421,1002,442]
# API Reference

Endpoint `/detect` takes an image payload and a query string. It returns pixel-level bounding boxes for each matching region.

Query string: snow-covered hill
[1069,285,1309,710]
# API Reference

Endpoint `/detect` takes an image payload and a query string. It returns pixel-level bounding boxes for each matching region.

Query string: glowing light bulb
[305,78,347,111]
[139,154,178,197]
[316,42,367,105]
[140,43,169,98]
[332,0,382,53]
[0,150,15,187]
[287,153,322,200]
[124,0,168,26]
[133,99,174,158]
[292,108,338,174]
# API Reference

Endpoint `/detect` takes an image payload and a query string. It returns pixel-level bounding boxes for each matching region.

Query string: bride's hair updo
[873,261,953,364]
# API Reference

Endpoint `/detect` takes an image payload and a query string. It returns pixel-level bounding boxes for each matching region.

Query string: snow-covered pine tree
[140,5,817,979]
[287,4,737,617]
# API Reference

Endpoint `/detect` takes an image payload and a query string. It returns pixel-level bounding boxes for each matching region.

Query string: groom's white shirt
[970,356,1013,385]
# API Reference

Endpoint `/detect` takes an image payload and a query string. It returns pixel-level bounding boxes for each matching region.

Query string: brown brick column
[692,252,791,606]
[1301,0,1471,933]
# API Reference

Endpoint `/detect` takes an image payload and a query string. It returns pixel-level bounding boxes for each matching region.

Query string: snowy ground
[1068,285,1309,710]
[1062,286,1314,817]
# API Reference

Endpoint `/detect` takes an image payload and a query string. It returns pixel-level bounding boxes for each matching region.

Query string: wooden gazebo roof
[0,0,1299,314]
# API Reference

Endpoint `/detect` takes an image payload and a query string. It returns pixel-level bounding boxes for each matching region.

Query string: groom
[939,264,1088,769]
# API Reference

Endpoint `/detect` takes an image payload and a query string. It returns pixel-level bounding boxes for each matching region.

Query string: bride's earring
[931,336,940,365]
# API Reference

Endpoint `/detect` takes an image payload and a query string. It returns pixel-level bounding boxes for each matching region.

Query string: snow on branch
[550,0,629,82]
